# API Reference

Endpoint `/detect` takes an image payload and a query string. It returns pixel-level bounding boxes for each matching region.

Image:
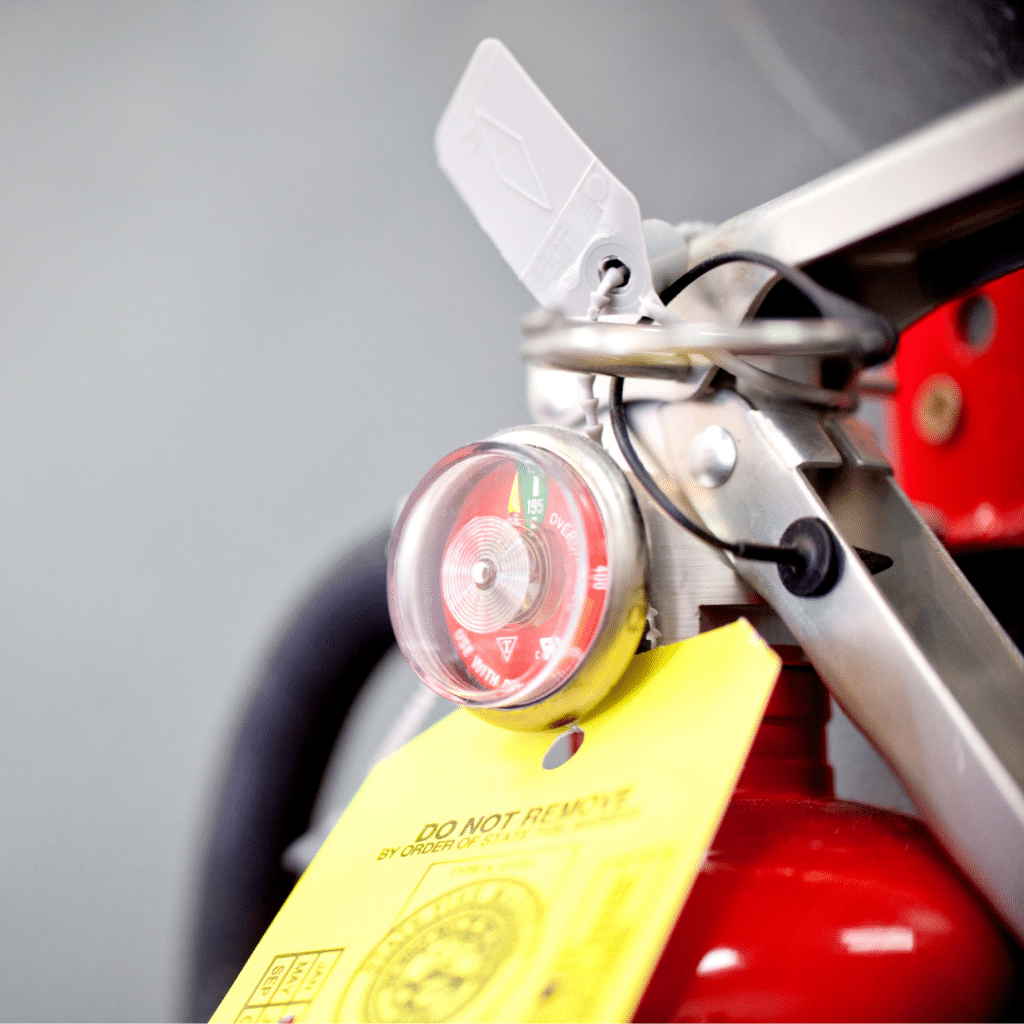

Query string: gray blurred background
[0,2,1019,1020]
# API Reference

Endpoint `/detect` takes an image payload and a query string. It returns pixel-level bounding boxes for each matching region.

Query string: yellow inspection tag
[212,620,780,1024]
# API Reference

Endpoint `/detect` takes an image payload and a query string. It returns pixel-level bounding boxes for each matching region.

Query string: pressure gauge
[388,424,648,730]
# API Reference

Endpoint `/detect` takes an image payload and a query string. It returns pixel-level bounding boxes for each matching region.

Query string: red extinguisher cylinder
[634,658,1019,1023]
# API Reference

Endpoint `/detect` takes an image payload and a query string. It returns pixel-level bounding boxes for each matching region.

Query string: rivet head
[688,425,737,488]
[470,558,497,589]
[913,374,962,445]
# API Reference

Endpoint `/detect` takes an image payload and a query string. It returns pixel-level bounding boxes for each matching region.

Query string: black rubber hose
[608,377,804,567]
[183,527,395,1022]
[658,249,897,365]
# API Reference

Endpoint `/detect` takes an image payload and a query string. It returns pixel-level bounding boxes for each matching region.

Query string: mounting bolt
[913,374,962,446]
[688,425,737,488]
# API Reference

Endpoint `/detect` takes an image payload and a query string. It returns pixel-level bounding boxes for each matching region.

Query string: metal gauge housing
[388,424,649,730]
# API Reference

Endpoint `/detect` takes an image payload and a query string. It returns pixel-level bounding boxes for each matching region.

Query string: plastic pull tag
[211,621,780,1024]
[436,39,660,321]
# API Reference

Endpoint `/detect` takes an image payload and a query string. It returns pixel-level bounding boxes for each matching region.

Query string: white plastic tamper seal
[435,39,661,322]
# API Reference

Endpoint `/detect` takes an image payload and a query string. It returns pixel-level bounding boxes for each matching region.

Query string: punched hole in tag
[543,724,585,769]
[598,257,631,289]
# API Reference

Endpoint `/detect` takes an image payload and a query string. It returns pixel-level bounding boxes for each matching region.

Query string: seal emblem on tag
[339,878,542,1023]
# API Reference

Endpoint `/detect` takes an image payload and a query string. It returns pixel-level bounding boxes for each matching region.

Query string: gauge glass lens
[389,442,610,709]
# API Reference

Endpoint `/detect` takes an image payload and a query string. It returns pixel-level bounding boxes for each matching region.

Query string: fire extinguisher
[187,29,1024,1024]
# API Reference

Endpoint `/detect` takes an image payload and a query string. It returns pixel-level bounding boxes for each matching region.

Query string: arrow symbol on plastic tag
[475,110,552,210]
[436,39,660,321]
[496,636,518,661]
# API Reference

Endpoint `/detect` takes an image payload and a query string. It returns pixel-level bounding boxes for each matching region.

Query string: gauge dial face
[388,440,613,711]
[439,456,607,699]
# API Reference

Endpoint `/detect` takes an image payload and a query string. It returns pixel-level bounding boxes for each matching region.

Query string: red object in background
[891,266,1024,550]
[634,659,1018,1023]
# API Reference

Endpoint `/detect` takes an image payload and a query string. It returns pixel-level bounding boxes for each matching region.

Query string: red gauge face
[438,456,608,701]
[388,438,622,714]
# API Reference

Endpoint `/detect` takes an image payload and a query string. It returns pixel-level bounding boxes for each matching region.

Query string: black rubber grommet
[778,517,842,597]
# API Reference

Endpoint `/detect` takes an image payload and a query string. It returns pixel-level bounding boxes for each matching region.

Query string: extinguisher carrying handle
[626,83,1024,942]
[672,83,1024,332]
[183,528,395,1023]
[652,389,1024,943]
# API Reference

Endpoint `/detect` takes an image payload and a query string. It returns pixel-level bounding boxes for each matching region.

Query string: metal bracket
[659,390,1024,940]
